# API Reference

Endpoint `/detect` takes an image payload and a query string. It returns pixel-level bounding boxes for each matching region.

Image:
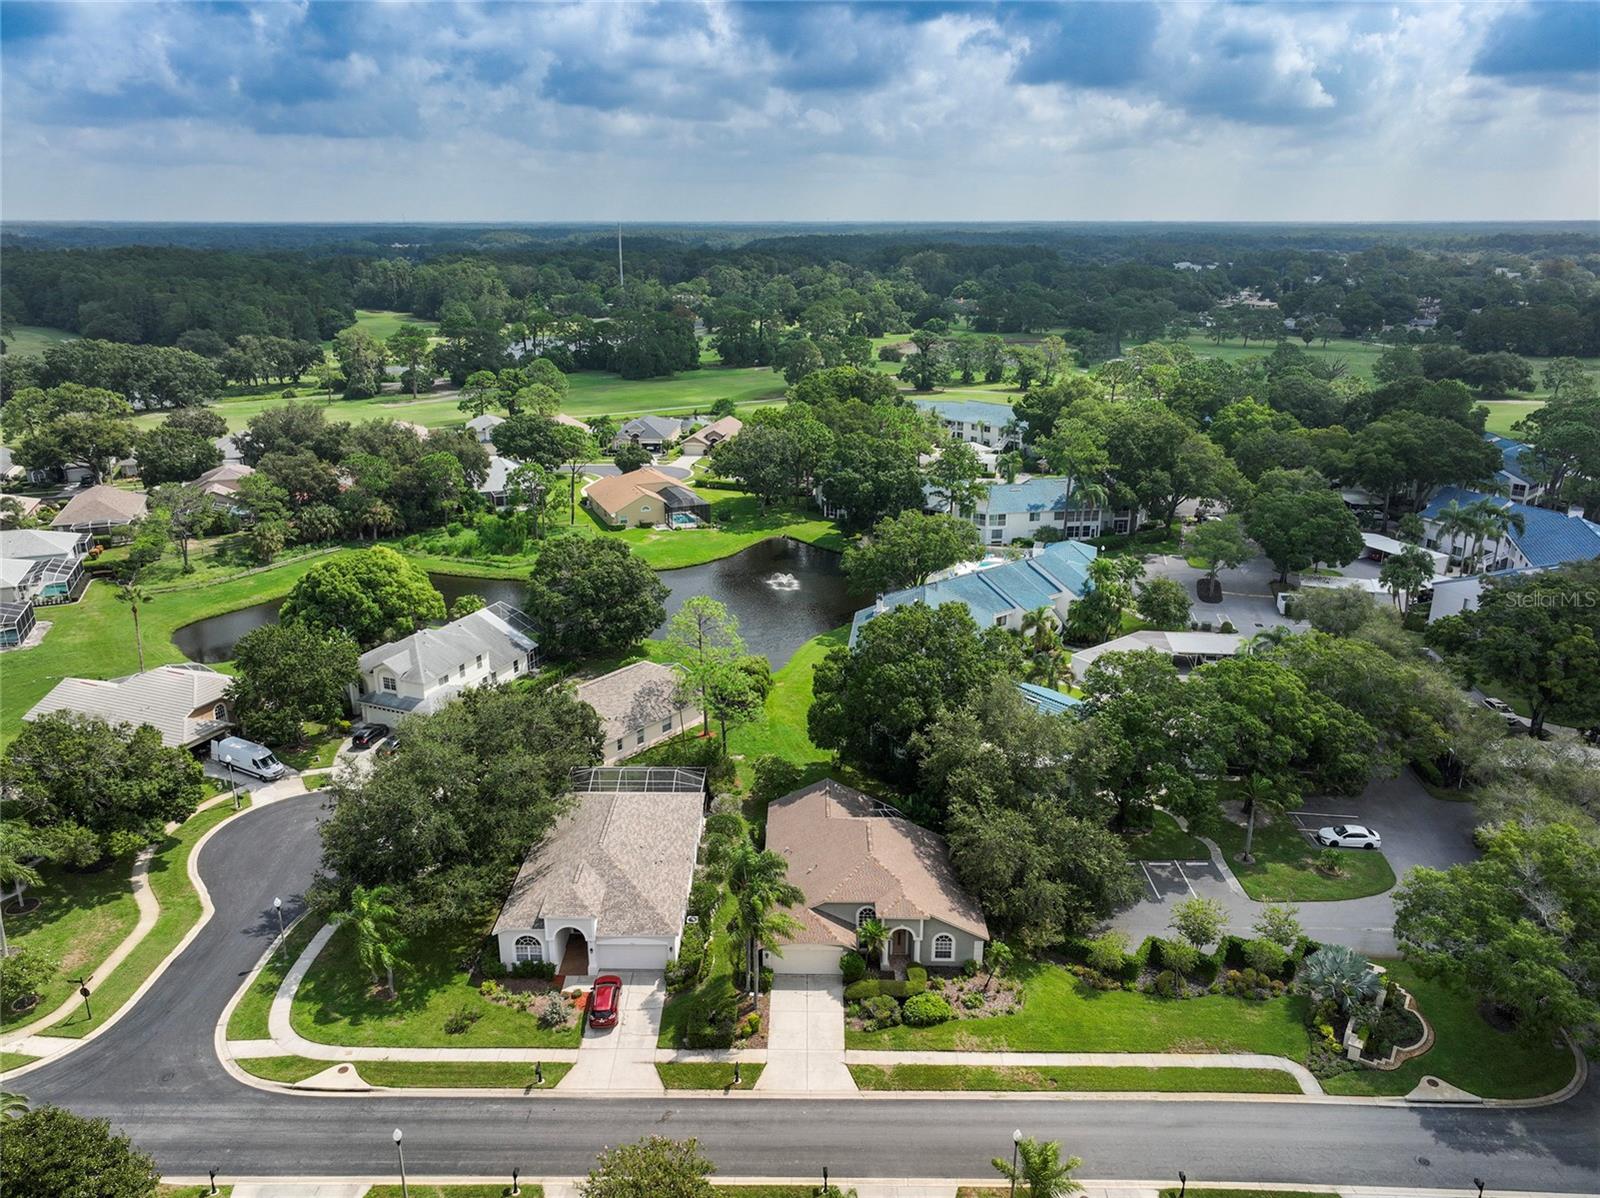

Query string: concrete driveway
[562,971,666,1093]
[758,974,853,1092]
[1142,553,1310,636]
[1107,769,1479,956]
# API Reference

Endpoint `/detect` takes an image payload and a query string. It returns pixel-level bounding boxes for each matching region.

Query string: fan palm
[0,1092,28,1118]
[333,884,405,999]
[991,1135,1084,1197]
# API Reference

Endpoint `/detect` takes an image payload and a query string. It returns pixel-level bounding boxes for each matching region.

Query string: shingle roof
[51,485,148,529]
[584,467,699,517]
[575,661,684,731]
[1423,486,1600,570]
[850,540,1097,645]
[553,413,590,431]
[766,779,989,946]
[478,455,522,495]
[912,397,1018,428]
[683,416,743,444]
[359,604,537,687]
[25,664,232,748]
[467,414,506,433]
[192,462,255,495]
[615,415,686,443]
[493,789,704,939]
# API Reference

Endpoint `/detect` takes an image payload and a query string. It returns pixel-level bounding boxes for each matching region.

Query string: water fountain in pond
[766,572,802,591]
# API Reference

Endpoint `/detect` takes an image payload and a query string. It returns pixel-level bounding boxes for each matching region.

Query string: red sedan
[588,975,622,1029]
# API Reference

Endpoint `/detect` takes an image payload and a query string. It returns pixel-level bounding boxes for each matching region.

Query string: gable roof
[192,462,255,495]
[1423,486,1600,570]
[584,467,699,516]
[912,397,1018,428]
[1485,433,1536,484]
[767,779,988,946]
[466,413,505,433]
[553,413,590,431]
[358,603,537,701]
[51,485,147,529]
[850,540,1097,645]
[25,663,232,748]
[478,455,522,496]
[493,788,703,940]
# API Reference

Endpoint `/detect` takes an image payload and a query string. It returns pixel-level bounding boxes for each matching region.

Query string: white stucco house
[348,602,538,725]
[491,774,706,975]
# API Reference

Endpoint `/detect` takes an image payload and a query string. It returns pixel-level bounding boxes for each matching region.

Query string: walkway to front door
[559,934,589,977]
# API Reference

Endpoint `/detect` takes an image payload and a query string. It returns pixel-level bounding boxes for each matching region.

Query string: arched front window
[855,906,877,928]
[213,703,227,721]
[932,933,955,962]
[514,935,543,963]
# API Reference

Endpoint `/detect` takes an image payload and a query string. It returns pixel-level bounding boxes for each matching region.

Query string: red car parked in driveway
[588,975,622,1029]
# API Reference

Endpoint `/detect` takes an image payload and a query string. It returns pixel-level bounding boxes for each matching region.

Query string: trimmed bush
[858,994,901,1030]
[844,979,881,1002]
[1085,930,1130,976]
[682,976,739,1049]
[1243,938,1289,977]
[840,950,867,985]
[906,964,927,987]
[902,992,954,1026]
[879,977,928,1000]
[1153,970,1179,998]
[511,959,556,980]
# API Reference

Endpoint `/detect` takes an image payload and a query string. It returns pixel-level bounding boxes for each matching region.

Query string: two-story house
[1486,434,1545,503]
[349,603,539,725]
[945,476,1138,546]
[912,398,1021,450]
[848,538,1097,646]
[1422,486,1600,575]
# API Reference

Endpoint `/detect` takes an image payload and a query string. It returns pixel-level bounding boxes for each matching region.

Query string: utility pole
[617,223,624,293]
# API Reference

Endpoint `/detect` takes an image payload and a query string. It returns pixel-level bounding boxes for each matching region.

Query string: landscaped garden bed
[1209,811,1395,902]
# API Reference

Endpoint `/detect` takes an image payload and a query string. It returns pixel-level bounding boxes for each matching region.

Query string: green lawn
[1124,811,1210,861]
[659,889,738,1049]
[847,1063,1300,1093]
[158,1186,235,1198]
[656,1062,764,1090]
[3,324,77,357]
[291,923,582,1049]
[1322,961,1575,1100]
[1165,333,1388,380]
[227,915,325,1040]
[43,799,251,1039]
[362,1059,570,1089]
[711,1189,815,1197]
[346,309,440,342]
[0,855,142,1035]
[1481,399,1545,436]
[845,962,1309,1058]
[277,726,344,772]
[234,1054,332,1083]
[1209,809,1395,902]
[727,625,847,777]
[0,1052,39,1073]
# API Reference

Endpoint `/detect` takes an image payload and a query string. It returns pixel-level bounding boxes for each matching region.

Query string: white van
[212,736,288,781]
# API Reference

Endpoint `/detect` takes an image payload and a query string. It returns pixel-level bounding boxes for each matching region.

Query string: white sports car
[1315,824,1382,850]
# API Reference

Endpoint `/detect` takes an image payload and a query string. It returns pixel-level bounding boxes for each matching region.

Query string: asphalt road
[19,795,1600,1191]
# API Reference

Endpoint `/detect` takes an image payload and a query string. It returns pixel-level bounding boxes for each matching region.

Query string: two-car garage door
[596,940,673,971]
[765,944,844,975]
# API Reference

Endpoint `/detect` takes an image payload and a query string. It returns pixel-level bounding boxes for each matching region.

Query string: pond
[169,537,857,669]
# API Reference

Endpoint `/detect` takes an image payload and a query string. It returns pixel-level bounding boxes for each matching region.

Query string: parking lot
[1107,769,1481,956]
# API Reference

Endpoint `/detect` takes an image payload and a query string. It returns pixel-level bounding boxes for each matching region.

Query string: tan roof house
[25,663,234,749]
[680,416,743,456]
[575,661,702,763]
[764,779,989,974]
[191,462,255,499]
[553,413,590,432]
[583,468,710,529]
[51,484,148,532]
[491,783,705,974]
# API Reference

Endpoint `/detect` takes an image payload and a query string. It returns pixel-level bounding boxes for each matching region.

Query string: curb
[1,795,262,1082]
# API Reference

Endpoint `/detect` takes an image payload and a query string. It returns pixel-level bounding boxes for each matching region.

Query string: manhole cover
[1418,1156,1431,1167]
[337,1065,350,1074]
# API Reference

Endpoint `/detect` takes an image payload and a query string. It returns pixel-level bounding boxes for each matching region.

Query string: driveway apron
[562,971,666,1092]
[758,973,855,1092]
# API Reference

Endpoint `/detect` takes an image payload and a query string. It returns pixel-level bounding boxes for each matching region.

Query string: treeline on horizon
[2,224,1599,362]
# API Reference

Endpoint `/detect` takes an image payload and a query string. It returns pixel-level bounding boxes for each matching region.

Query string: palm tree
[1020,607,1059,656]
[0,1092,28,1118]
[1464,498,1524,573]
[1431,500,1472,569]
[1234,773,1289,863]
[1069,480,1109,525]
[334,884,404,999]
[856,918,888,967]
[724,840,803,992]
[115,578,152,672]
[998,451,1023,484]
[1299,944,1380,1013]
[1244,625,1294,656]
[991,1135,1084,1197]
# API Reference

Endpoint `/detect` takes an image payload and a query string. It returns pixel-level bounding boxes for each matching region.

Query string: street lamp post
[273,896,284,941]
[511,1166,521,1196]
[392,1128,408,1198]
[71,978,92,1023]
[1475,1180,1486,1198]
[1009,1129,1023,1198]
[1179,1171,1187,1198]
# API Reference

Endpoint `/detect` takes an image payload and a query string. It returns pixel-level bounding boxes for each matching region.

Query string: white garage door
[766,944,844,975]
[596,940,671,971]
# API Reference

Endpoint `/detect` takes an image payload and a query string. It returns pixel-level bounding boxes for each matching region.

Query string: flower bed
[846,964,1020,1032]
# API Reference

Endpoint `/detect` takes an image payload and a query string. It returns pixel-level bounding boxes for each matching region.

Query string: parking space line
[1138,862,1161,901]
[1295,811,1358,820]
[1173,861,1198,898]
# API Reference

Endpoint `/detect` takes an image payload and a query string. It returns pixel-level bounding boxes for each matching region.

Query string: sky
[2,0,1597,223]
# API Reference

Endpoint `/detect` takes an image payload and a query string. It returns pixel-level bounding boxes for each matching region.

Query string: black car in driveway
[351,722,389,749]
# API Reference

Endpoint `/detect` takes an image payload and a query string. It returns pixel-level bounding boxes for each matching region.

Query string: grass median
[656,1062,764,1090]
[0,1052,39,1073]
[41,799,251,1040]
[848,1063,1300,1093]
[226,914,325,1041]
[235,1054,571,1090]
[1209,812,1395,902]
[1124,811,1211,861]
[367,1187,541,1198]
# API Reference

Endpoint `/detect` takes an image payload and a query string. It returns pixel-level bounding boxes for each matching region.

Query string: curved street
[17,793,1600,1192]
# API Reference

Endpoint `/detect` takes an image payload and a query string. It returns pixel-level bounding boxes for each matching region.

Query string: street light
[208,1168,219,1196]
[1009,1129,1023,1198]
[1474,1180,1486,1198]
[273,897,284,941]
[1178,1171,1187,1198]
[511,1166,521,1196]
[392,1128,408,1198]
[71,978,92,1023]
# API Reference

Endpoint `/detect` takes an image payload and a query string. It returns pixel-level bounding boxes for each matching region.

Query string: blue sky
[2,0,1596,222]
